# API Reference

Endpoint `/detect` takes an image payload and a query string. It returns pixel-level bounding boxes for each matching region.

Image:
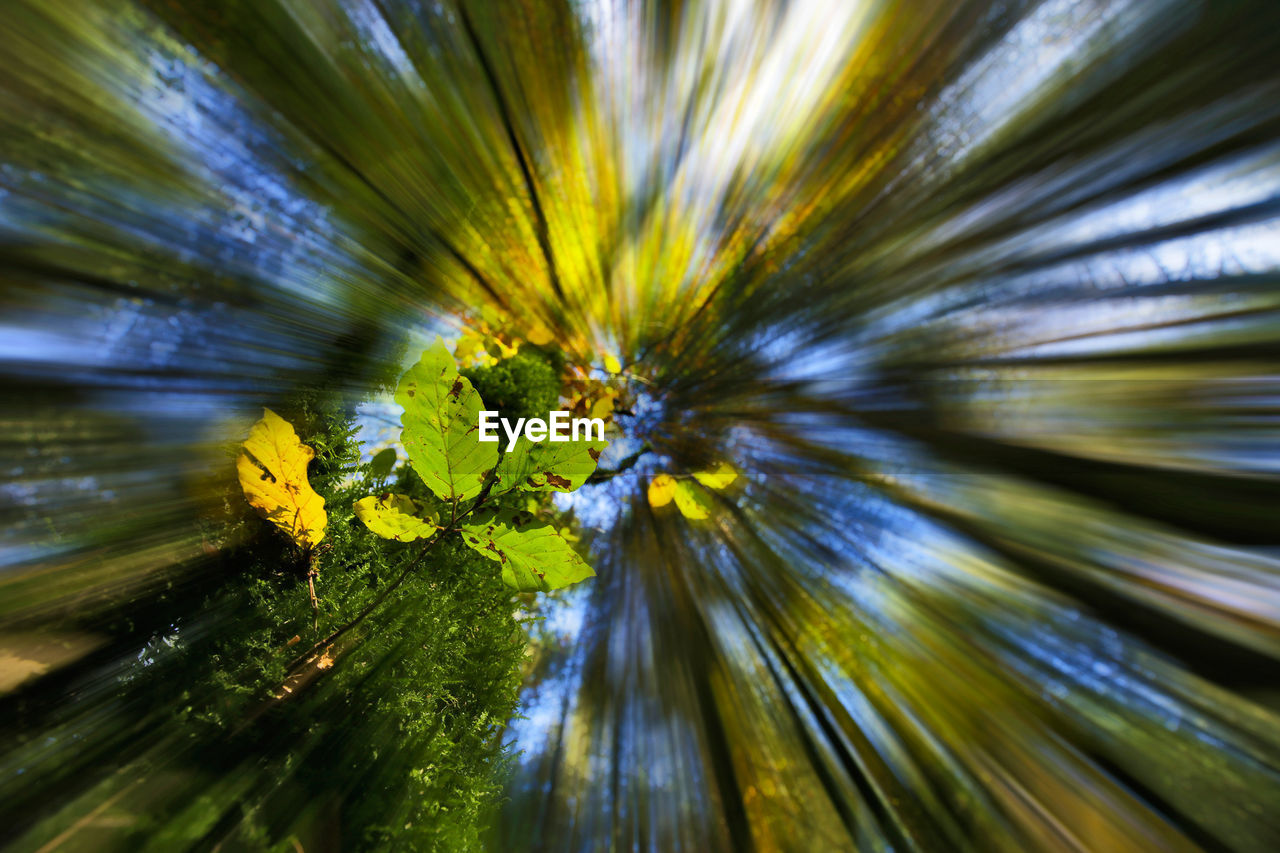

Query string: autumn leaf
[455,324,519,367]
[648,474,676,507]
[674,480,713,520]
[460,508,594,592]
[495,435,608,493]
[454,327,493,368]
[355,493,438,542]
[589,394,615,421]
[693,462,738,490]
[486,335,519,361]
[237,408,327,548]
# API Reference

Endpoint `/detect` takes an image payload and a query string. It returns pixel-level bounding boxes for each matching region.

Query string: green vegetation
[180,386,530,850]
[462,348,562,424]
[178,338,604,848]
[3,323,621,851]
[360,337,605,591]
[5,380,534,850]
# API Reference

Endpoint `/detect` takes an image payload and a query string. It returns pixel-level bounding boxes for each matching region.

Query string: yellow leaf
[603,354,622,375]
[589,395,614,420]
[354,493,438,542]
[492,336,520,360]
[237,408,327,548]
[648,474,676,507]
[674,480,713,520]
[454,328,491,368]
[693,462,738,490]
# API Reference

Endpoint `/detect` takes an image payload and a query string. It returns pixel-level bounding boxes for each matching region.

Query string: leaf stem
[306,549,319,631]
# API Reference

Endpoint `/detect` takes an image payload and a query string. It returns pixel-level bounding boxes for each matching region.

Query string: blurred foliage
[3,388,527,850]
[4,0,1280,851]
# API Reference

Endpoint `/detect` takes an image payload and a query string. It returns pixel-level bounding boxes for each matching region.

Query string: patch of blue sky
[135,44,358,311]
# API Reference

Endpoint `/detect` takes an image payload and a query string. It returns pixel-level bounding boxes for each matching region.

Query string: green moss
[461,348,561,424]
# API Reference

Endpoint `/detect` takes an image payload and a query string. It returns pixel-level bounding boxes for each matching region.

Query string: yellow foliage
[455,323,523,368]
[651,465,733,518]
[489,336,519,360]
[589,394,615,421]
[237,408,327,548]
[454,327,494,368]
[648,474,676,507]
[354,493,438,542]
[693,462,738,490]
[526,323,554,346]
[673,481,713,519]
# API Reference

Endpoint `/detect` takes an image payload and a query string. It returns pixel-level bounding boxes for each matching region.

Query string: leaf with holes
[494,435,609,494]
[460,508,594,592]
[237,408,327,548]
[396,336,497,502]
[354,493,438,542]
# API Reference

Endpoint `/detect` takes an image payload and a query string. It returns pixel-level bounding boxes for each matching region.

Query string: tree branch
[585,443,652,483]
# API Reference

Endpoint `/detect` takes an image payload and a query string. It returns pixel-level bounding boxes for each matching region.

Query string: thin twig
[585,443,652,484]
[306,550,319,632]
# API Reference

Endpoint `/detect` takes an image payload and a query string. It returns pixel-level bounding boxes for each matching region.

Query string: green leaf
[674,480,713,520]
[368,447,397,482]
[460,508,595,592]
[354,493,438,541]
[494,435,609,494]
[396,337,498,502]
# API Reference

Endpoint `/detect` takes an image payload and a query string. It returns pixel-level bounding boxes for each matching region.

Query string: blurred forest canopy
[3,0,1280,850]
